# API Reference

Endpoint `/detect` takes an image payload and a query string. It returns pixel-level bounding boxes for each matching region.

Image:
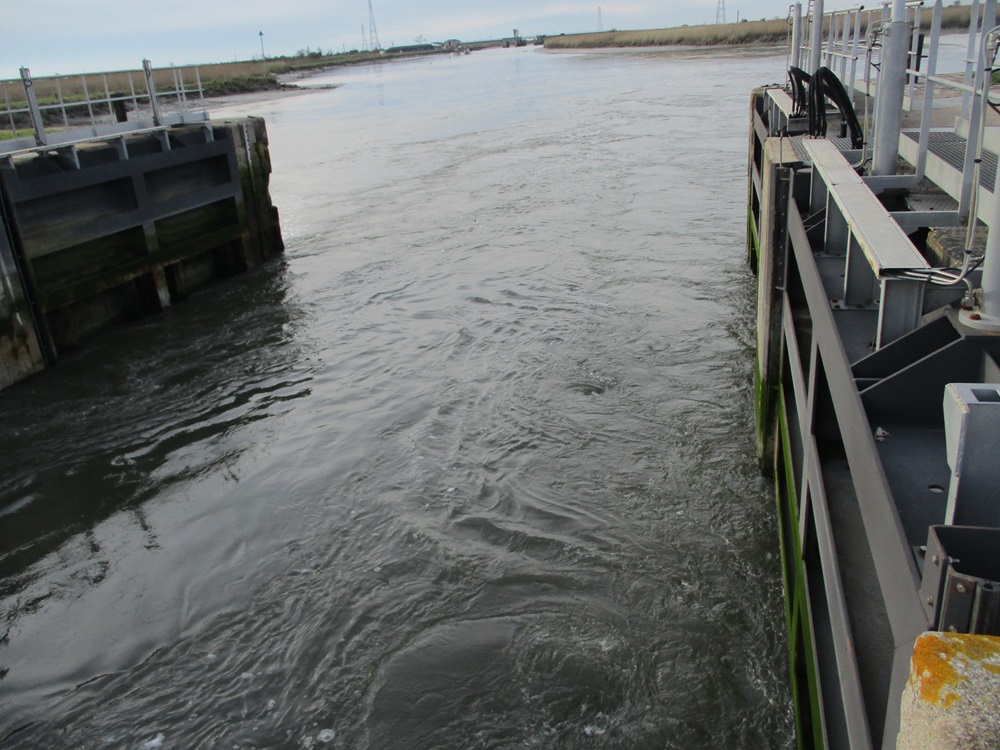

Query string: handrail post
[791,3,804,70]
[849,9,863,98]
[841,12,851,80]
[872,16,912,175]
[826,11,836,68]
[143,59,163,127]
[963,0,981,121]
[809,0,825,74]
[19,67,47,147]
[964,27,1000,327]
[960,0,998,218]
[916,0,943,183]
[981,159,1000,321]
[908,3,923,102]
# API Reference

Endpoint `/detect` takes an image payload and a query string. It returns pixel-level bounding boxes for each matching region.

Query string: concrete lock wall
[0,117,283,391]
[0,201,45,387]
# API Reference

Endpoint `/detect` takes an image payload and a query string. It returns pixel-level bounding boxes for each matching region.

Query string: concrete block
[897,632,1000,750]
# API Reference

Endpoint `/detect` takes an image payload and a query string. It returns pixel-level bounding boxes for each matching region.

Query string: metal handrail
[0,60,209,155]
[789,0,1000,197]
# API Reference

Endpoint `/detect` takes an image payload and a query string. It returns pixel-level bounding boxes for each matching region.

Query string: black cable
[807,67,864,149]
[789,67,810,117]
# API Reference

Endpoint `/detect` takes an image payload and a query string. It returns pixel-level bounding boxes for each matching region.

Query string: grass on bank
[0,53,379,136]
[545,20,789,48]
[0,49,390,115]
[544,3,978,48]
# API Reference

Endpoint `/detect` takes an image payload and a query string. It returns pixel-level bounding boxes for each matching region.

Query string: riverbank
[544,4,975,49]
[544,20,788,48]
[201,82,336,112]
[194,50,390,96]
[0,48,439,130]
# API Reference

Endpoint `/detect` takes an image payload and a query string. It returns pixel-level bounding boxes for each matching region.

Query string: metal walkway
[902,130,997,192]
[902,130,999,189]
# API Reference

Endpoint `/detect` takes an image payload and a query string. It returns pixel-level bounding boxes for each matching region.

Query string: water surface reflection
[1,46,793,748]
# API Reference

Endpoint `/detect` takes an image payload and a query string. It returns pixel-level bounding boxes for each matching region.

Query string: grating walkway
[902,130,999,189]
[788,133,865,163]
[784,129,999,192]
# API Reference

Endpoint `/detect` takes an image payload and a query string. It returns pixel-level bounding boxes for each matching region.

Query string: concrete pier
[0,116,283,390]
[897,632,1000,750]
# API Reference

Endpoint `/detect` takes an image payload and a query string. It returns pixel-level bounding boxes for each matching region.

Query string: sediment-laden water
[0,45,793,748]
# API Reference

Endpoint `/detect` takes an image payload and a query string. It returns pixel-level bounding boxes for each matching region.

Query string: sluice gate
[0,116,283,390]
[749,1,1000,748]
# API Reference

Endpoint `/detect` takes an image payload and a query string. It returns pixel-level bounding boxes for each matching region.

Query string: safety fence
[0,61,209,156]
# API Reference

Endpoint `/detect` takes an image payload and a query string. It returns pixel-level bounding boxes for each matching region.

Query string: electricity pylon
[368,0,381,51]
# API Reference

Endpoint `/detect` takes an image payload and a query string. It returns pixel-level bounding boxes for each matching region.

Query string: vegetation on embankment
[2,48,433,138]
[544,2,977,49]
[544,20,788,48]
[0,53,380,138]
[196,49,391,91]
[0,48,403,123]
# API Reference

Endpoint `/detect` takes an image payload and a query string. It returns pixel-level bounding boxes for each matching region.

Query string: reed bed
[544,20,788,48]
[545,4,976,49]
[0,51,384,110]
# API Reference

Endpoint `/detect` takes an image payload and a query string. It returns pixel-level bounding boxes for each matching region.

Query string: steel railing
[0,60,210,156]
[789,0,1000,210]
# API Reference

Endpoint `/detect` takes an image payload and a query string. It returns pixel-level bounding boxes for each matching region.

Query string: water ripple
[0,47,792,748]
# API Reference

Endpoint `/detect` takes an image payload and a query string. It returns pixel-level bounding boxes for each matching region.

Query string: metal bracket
[943,383,1000,527]
[921,525,1000,634]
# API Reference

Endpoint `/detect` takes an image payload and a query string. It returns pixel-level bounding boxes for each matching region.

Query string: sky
[2,0,821,78]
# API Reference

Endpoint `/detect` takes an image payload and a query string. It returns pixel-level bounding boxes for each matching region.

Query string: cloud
[2,1,797,77]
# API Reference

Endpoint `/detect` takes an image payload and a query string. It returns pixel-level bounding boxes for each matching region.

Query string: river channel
[1,45,793,748]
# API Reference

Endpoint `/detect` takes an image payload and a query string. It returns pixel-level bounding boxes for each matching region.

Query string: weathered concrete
[0,205,45,385]
[897,632,1000,750]
[0,117,283,390]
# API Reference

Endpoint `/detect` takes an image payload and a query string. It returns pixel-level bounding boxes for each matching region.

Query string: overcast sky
[1,0,834,78]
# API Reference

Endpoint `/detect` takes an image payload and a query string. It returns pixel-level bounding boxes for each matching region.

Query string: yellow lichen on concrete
[898,632,1000,750]
[984,663,1000,677]
[910,632,966,707]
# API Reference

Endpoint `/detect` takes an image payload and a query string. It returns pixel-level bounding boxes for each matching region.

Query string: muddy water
[0,46,793,748]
